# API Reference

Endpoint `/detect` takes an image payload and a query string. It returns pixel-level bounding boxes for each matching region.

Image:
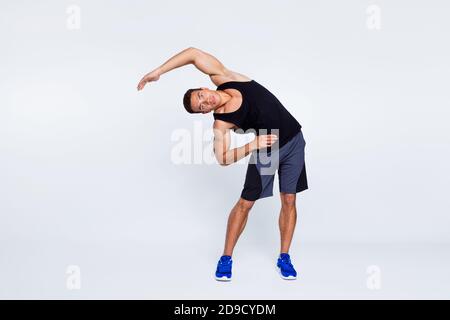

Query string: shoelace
[218,259,232,272]
[280,257,295,270]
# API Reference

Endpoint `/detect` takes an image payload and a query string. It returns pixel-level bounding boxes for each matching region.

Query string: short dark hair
[183,88,202,114]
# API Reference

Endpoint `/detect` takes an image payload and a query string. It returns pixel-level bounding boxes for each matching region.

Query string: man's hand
[250,134,279,150]
[137,69,161,91]
[137,47,197,91]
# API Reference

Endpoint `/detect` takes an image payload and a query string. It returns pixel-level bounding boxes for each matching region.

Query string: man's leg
[223,197,255,256]
[279,192,297,254]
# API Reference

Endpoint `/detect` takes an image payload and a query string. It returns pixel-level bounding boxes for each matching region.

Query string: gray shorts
[241,130,308,201]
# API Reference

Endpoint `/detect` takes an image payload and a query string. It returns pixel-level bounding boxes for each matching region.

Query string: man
[137,47,308,281]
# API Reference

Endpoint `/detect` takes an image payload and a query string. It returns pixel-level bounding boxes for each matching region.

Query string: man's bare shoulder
[213,119,236,133]
[210,69,252,87]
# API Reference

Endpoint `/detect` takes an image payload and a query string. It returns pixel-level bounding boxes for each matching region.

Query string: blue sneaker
[277,253,297,280]
[215,255,232,281]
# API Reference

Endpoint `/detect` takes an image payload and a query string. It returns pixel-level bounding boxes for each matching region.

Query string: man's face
[191,87,219,114]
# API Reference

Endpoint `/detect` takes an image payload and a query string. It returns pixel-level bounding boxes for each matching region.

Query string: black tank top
[213,80,302,148]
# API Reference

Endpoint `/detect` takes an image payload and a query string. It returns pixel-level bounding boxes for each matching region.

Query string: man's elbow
[218,159,230,166]
[188,47,201,58]
[216,155,230,166]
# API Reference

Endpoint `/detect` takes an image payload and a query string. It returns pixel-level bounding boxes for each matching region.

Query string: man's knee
[237,197,255,211]
[281,193,296,208]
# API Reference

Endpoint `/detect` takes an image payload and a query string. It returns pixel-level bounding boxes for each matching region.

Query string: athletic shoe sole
[215,275,232,282]
[276,265,297,280]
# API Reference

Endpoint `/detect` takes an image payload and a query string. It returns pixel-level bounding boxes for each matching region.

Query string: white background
[0,0,449,299]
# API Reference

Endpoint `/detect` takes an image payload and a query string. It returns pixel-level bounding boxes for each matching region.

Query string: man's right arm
[137,47,197,90]
[137,47,249,90]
